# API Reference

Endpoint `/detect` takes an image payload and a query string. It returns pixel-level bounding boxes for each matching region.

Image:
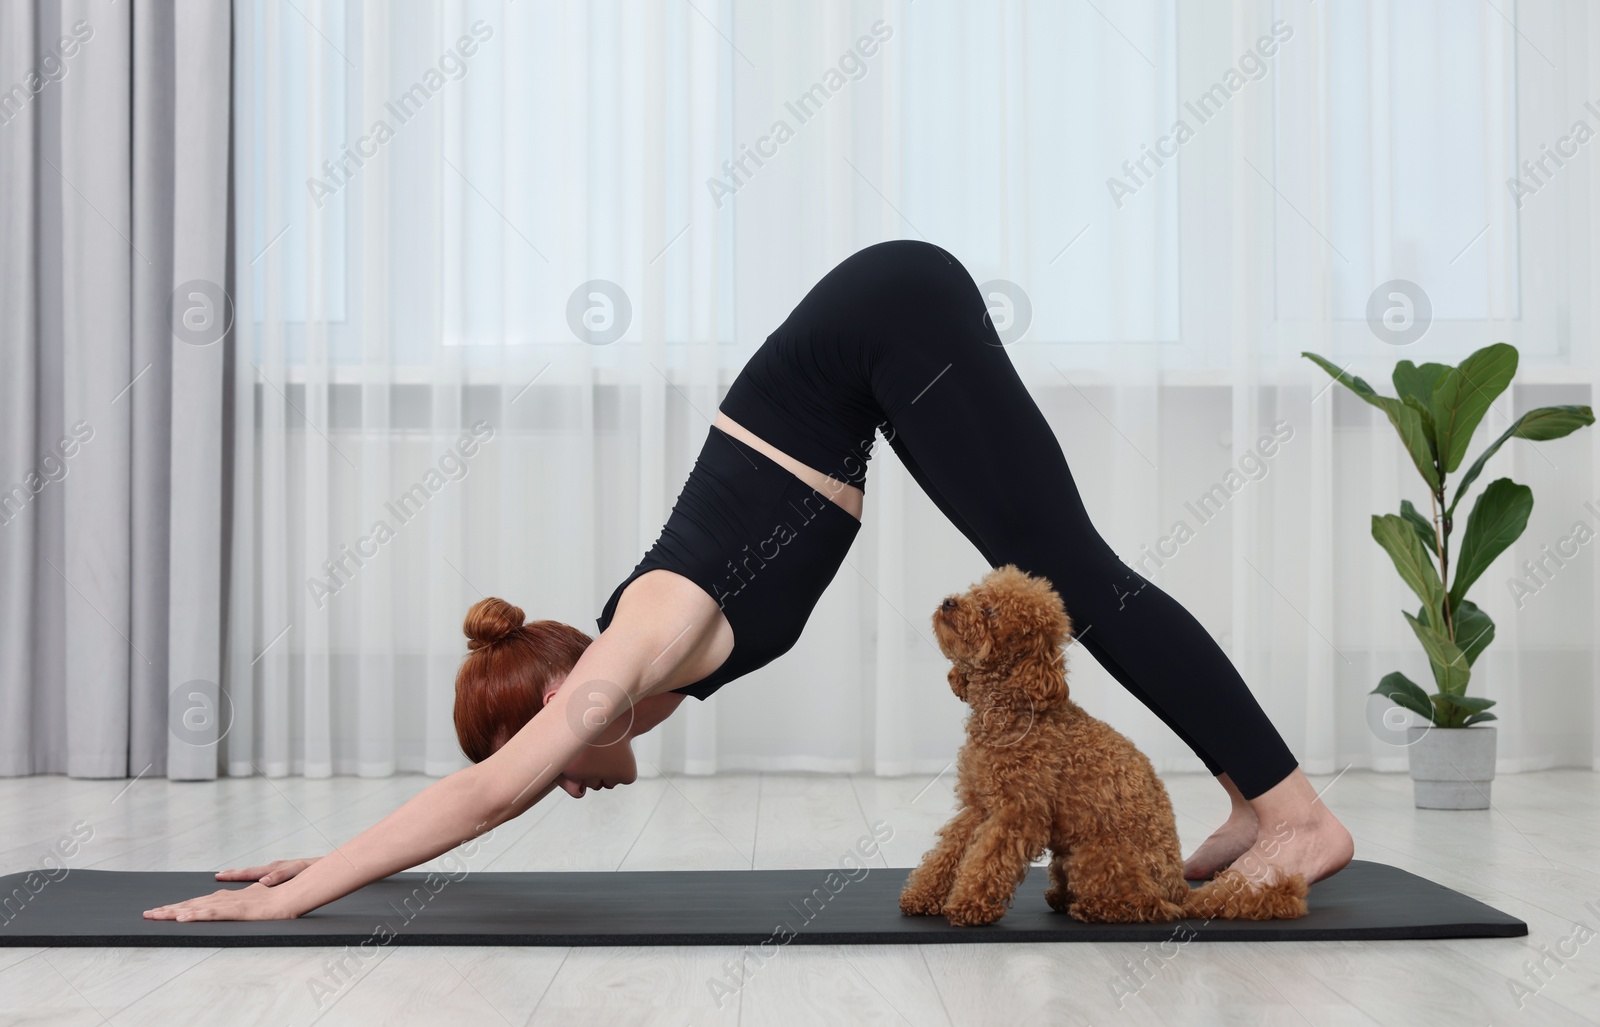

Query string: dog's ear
[1017,639,1068,708]
[947,665,970,703]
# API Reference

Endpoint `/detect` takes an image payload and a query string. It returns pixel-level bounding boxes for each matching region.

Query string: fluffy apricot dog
[900,565,1308,926]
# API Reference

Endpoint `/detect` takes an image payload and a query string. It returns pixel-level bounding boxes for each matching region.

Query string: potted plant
[1303,343,1593,809]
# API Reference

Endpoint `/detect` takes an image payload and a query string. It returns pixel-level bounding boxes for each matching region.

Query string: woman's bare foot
[1184,769,1355,886]
[1239,768,1354,887]
[1183,773,1258,880]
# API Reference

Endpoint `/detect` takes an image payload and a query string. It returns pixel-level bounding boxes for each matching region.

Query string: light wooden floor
[1,768,1597,1026]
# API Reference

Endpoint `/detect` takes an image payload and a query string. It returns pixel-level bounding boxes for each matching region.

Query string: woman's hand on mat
[213,857,321,886]
[143,882,300,922]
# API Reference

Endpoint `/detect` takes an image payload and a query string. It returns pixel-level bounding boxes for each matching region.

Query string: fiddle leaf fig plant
[1302,343,1594,728]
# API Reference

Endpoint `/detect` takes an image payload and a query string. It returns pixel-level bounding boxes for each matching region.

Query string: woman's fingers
[145,889,228,918]
[259,859,309,885]
[150,903,222,921]
[213,858,315,884]
[144,896,211,920]
[144,905,191,920]
[213,865,267,881]
[213,861,280,881]
[143,883,286,921]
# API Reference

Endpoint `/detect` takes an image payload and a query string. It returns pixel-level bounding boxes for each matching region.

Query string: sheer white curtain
[222,0,1600,782]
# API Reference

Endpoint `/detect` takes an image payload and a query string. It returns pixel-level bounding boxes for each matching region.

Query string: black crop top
[595,425,862,699]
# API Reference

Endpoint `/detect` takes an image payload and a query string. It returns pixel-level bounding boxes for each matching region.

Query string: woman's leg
[885,428,1230,780]
[865,251,1294,799]
[851,241,1350,881]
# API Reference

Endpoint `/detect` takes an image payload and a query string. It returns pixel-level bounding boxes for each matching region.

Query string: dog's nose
[940,597,957,612]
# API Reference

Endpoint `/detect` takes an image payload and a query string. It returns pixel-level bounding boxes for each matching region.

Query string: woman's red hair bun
[464,597,525,650]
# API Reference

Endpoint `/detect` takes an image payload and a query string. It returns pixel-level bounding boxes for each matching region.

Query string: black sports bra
[595,426,862,699]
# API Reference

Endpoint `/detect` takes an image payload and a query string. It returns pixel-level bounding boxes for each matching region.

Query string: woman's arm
[144,620,697,922]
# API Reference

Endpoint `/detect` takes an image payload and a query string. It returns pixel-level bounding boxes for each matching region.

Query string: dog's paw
[1065,897,1180,923]
[898,886,947,917]
[941,897,1006,927]
[1043,884,1074,913]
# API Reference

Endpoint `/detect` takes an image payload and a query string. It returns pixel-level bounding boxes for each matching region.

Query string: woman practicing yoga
[145,240,1352,922]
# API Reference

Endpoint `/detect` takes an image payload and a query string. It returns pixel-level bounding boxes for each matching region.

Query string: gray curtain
[0,0,231,779]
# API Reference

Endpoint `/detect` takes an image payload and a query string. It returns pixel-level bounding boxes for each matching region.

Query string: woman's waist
[669,429,859,545]
[718,337,887,499]
[713,414,863,520]
[651,432,860,609]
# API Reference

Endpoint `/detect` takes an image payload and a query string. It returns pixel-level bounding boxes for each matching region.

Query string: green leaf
[1375,396,1442,489]
[1372,671,1435,723]
[1462,711,1498,726]
[1503,403,1595,440]
[1401,395,1438,454]
[1449,478,1533,610]
[1451,600,1496,665]
[1393,361,1451,406]
[1404,610,1471,696]
[1433,693,1497,714]
[1411,598,1494,662]
[1433,693,1497,728]
[1399,499,1439,557]
[1429,343,1518,474]
[1448,405,1596,517]
[1373,514,1446,627]
[1303,352,1441,487]
[1303,352,1382,403]
[1394,359,1448,455]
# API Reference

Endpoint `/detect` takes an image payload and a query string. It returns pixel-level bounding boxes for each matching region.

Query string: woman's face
[484,672,669,799]
[554,734,638,798]
[541,672,640,798]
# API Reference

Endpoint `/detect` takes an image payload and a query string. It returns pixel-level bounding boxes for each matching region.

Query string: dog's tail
[1178,867,1309,920]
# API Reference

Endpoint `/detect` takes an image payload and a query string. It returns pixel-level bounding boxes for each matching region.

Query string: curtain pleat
[0,0,41,778]
[0,0,230,779]
[58,0,134,780]
[164,0,232,779]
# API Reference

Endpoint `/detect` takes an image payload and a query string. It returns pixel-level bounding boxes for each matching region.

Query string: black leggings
[723,240,1299,800]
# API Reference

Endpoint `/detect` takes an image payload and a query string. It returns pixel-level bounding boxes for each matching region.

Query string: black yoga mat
[0,859,1524,947]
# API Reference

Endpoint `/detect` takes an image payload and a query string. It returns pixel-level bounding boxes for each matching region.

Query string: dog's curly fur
[899,565,1309,926]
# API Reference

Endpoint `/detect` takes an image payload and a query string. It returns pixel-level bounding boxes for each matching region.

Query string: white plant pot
[1406,725,1497,809]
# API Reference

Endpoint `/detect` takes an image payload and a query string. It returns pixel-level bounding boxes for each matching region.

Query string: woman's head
[453,597,642,798]
[453,597,592,763]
